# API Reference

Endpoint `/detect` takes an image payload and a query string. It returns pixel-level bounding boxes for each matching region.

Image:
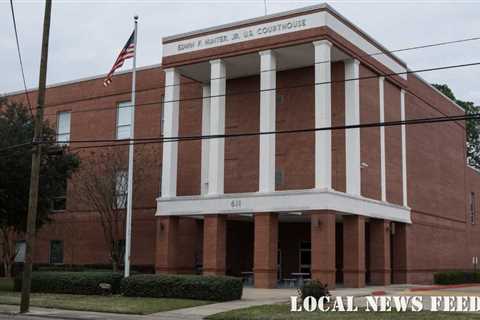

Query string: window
[51,179,67,212]
[49,240,64,264]
[299,241,311,275]
[115,170,128,209]
[470,192,477,225]
[15,241,26,263]
[275,170,284,188]
[57,111,71,145]
[116,101,132,139]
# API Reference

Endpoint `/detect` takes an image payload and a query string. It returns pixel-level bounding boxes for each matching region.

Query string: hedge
[434,271,480,285]
[121,274,243,301]
[14,271,123,295]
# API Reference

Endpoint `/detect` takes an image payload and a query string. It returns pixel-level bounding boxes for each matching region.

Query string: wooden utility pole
[20,0,52,313]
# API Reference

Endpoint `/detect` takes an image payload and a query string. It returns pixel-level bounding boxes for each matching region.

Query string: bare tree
[0,226,18,277]
[73,147,149,272]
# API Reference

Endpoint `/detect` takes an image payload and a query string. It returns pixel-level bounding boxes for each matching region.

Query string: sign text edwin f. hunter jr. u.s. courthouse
[176,18,308,53]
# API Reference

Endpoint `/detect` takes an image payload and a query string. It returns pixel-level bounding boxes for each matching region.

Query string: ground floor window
[299,241,311,274]
[49,240,64,264]
[15,240,26,263]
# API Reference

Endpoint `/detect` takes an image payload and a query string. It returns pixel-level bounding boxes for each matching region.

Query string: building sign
[162,10,407,79]
[176,18,308,53]
[163,11,326,56]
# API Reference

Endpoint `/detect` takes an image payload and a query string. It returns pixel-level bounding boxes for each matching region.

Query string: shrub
[434,271,480,285]
[14,271,123,295]
[299,280,330,300]
[122,274,243,301]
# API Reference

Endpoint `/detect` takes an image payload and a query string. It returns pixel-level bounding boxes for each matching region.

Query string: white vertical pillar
[313,40,332,190]
[208,59,226,195]
[379,77,386,202]
[345,59,361,196]
[259,50,276,193]
[161,68,180,198]
[400,89,408,207]
[201,84,211,195]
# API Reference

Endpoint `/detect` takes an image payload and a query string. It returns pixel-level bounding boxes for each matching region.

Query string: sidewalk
[0,284,430,320]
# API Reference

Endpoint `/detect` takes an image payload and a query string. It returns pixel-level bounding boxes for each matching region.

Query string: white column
[161,68,180,198]
[208,59,226,195]
[344,59,361,196]
[259,50,276,192]
[379,77,386,202]
[313,40,332,190]
[401,89,408,206]
[201,84,211,195]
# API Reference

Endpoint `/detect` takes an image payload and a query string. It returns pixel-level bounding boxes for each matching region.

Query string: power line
[15,35,480,114]
[1,112,477,156]
[9,0,33,116]
[40,60,480,119]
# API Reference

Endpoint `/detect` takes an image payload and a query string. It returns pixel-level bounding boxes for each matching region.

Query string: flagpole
[125,15,138,278]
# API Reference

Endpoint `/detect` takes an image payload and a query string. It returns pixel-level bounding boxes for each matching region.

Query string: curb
[409,283,480,292]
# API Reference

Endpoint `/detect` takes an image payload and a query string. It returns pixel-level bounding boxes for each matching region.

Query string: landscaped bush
[122,274,243,301]
[299,280,330,300]
[14,271,123,295]
[434,271,480,285]
[33,264,155,274]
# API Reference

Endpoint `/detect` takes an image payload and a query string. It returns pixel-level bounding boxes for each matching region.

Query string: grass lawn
[0,278,210,315]
[207,304,480,320]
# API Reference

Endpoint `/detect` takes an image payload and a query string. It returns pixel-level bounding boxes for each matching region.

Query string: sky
[1,0,480,105]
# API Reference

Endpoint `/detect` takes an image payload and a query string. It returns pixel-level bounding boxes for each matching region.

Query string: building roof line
[162,2,407,67]
[2,63,163,97]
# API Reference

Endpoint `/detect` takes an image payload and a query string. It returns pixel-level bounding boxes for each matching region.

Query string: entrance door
[299,241,311,276]
[277,249,282,281]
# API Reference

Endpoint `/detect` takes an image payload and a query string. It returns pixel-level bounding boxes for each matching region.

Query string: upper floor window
[51,178,67,212]
[470,192,477,225]
[116,101,132,140]
[57,111,71,145]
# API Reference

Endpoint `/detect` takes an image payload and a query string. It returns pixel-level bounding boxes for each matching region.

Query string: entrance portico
[156,3,411,288]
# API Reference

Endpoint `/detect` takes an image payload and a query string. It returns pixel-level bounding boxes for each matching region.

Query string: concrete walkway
[0,284,435,319]
[152,288,297,319]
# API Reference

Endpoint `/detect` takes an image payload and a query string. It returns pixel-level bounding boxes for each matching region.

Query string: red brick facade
[5,4,480,289]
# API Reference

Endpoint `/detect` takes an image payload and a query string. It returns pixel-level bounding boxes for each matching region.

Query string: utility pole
[20,0,52,313]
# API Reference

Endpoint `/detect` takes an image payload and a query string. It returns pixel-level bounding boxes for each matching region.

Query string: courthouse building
[6,3,480,288]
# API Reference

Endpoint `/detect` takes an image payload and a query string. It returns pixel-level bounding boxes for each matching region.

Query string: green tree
[432,84,480,169]
[0,98,79,276]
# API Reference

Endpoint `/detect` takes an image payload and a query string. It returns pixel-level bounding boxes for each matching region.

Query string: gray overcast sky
[1,0,479,104]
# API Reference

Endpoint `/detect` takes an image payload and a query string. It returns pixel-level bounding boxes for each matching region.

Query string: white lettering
[290,296,302,312]
[365,296,379,312]
[303,296,317,312]
[392,296,411,312]
[411,296,423,312]
[318,296,330,311]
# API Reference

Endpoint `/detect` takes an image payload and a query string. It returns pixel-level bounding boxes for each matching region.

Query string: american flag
[104,30,135,87]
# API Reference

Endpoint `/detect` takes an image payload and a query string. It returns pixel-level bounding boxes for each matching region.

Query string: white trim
[400,89,408,207]
[314,40,332,190]
[161,68,180,198]
[208,59,226,195]
[201,85,211,195]
[379,77,386,202]
[345,59,361,195]
[156,188,411,223]
[162,9,407,80]
[259,50,277,192]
